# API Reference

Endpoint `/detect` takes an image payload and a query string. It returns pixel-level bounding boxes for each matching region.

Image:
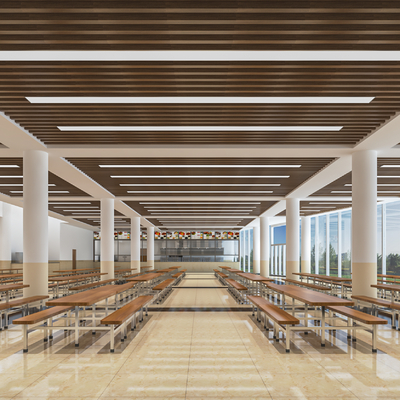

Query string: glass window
[329,213,339,277]
[311,217,315,273]
[341,210,352,278]
[250,229,254,273]
[385,201,400,276]
[377,204,383,274]
[318,215,327,275]
[244,230,249,271]
[273,226,286,244]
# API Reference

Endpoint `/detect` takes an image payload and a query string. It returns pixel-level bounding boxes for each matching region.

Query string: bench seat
[152,279,175,303]
[248,295,299,352]
[0,295,49,329]
[13,305,73,352]
[352,294,400,329]
[327,305,387,352]
[101,295,153,352]
[153,279,175,291]
[225,279,247,291]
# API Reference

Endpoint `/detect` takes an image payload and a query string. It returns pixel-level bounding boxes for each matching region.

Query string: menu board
[96,230,239,240]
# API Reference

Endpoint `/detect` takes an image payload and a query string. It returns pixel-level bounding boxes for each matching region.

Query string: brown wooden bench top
[0,283,29,292]
[125,273,140,278]
[69,279,118,291]
[101,295,153,325]
[153,279,175,291]
[371,283,400,291]
[48,272,107,282]
[216,271,228,278]
[0,295,49,311]
[327,306,388,325]
[128,273,163,282]
[352,295,400,310]
[172,272,184,278]
[238,272,274,282]
[284,278,331,291]
[0,274,23,280]
[226,279,247,291]
[248,295,300,325]
[13,305,73,325]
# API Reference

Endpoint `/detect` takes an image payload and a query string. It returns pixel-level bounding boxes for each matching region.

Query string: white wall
[60,223,93,260]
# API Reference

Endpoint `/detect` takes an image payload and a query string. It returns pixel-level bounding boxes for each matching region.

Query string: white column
[286,198,300,280]
[260,216,269,277]
[101,198,114,280]
[147,226,154,268]
[253,221,260,274]
[130,217,141,273]
[23,150,48,297]
[0,202,12,268]
[352,150,377,296]
[301,216,311,273]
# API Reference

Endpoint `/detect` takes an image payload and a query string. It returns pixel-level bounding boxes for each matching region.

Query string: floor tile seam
[227,310,272,399]
[8,368,49,399]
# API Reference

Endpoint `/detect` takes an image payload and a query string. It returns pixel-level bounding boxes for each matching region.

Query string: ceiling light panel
[127,191,273,193]
[101,165,301,168]
[112,175,289,179]
[140,202,261,204]
[59,126,343,132]
[121,183,280,187]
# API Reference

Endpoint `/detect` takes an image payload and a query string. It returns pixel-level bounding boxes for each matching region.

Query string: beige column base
[0,260,11,268]
[147,260,155,269]
[286,260,300,280]
[260,260,269,277]
[23,262,48,297]
[352,262,377,297]
[253,259,260,274]
[130,259,140,273]
[301,260,311,274]
[101,260,114,280]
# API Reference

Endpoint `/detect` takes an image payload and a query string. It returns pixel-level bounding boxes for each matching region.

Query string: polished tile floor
[0,272,400,399]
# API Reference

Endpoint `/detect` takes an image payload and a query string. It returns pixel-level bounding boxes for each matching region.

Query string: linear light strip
[127,191,273,193]
[112,175,289,178]
[59,125,343,132]
[0,165,19,168]
[345,183,400,187]
[102,165,301,168]
[11,190,69,193]
[147,209,253,212]
[0,176,23,178]
[121,183,280,187]
[143,206,256,208]
[140,202,261,204]
[0,184,55,187]
[49,202,92,205]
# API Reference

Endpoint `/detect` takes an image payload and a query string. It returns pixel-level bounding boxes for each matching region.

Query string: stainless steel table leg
[92,304,96,334]
[321,306,326,347]
[74,306,79,347]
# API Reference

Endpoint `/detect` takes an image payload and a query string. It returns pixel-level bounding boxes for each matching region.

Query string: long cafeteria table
[264,282,354,346]
[128,272,166,294]
[0,268,23,274]
[56,269,100,275]
[46,283,137,347]
[293,273,351,297]
[0,273,23,284]
[0,283,29,302]
[371,283,400,302]
[48,272,108,297]
[377,274,400,284]
[236,272,274,296]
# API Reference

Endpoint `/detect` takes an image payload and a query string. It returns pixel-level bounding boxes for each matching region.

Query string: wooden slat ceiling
[0,158,90,197]
[0,2,400,145]
[146,217,255,230]
[48,200,123,218]
[66,157,334,199]
[277,201,353,217]
[1,1,400,51]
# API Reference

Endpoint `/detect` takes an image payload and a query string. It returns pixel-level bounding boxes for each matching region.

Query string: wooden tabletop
[114,268,135,273]
[292,273,351,282]
[265,282,354,307]
[56,269,99,273]
[46,284,131,307]
[156,268,174,273]
[227,269,240,273]
[371,283,400,291]
[219,266,232,270]
[0,273,23,279]
[237,272,274,282]
[48,272,107,282]
[0,283,29,292]
[128,273,163,282]
[377,274,400,279]
[140,266,153,269]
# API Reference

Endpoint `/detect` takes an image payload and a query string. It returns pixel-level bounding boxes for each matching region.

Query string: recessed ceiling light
[59,125,343,132]
[378,176,400,178]
[381,165,400,168]
[27,95,374,104]
[0,183,55,187]
[101,165,300,168]
[53,206,99,209]
[127,191,273,193]
[378,191,400,194]
[345,183,400,187]
[121,183,280,187]
[64,210,101,212]
[143,205,256,208]
[49,202,92,205]
[308,202,352,205]
[0,165,19,168]
[331,191,352,193]
[111,175,289,179]
[301,206,336,209]
[0,176,23,178]
[11,190,69,193]
[147,210,253,212]
[140,202,261,204]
